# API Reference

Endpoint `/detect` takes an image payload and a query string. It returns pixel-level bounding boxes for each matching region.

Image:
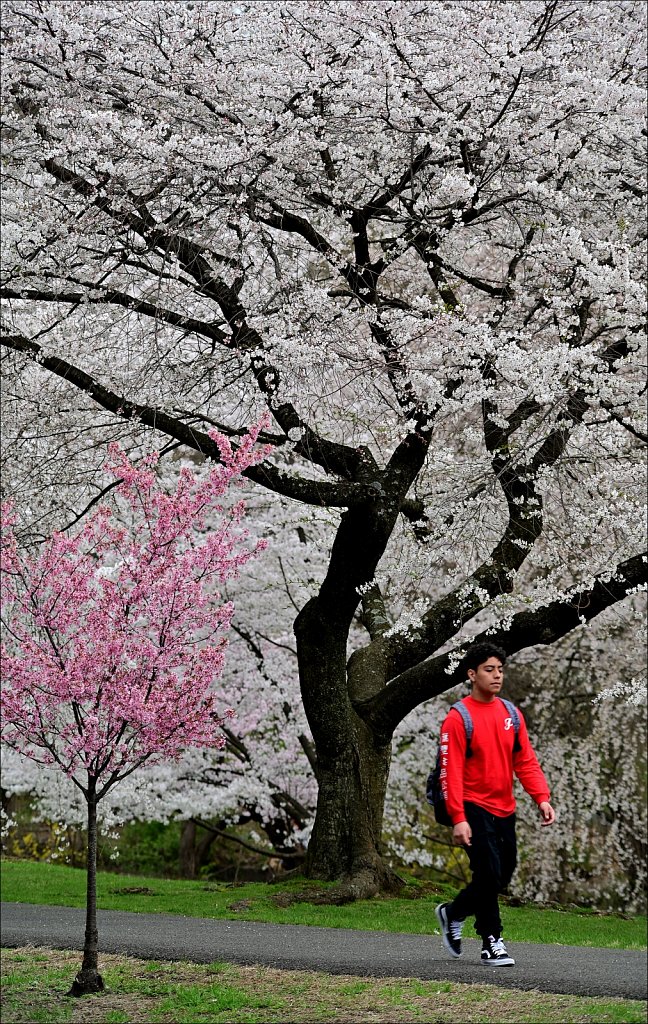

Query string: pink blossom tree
[0,425,267,996]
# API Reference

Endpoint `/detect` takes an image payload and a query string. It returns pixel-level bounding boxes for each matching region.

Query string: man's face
[468,657,504,700]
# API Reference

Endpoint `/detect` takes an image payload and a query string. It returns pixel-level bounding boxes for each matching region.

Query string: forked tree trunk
[68,777,104,996]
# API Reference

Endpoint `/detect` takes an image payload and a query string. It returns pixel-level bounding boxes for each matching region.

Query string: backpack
[426,697,521,826]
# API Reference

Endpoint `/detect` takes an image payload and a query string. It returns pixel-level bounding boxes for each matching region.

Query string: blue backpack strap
[451,700,474,757]
[499,697,522,751]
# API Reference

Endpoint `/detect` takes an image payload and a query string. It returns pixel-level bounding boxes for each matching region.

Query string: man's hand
[539,801,556,826]
[452,820,472,846]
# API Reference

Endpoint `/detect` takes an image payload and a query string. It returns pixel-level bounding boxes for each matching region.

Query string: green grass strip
[2,858,646,950]
[2,947,647,1024]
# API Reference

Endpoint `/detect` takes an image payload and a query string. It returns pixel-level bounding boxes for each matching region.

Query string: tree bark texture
[305,714,399,896]
[68,777,104,996]
[295,587,402,898]
[178,819,198,879]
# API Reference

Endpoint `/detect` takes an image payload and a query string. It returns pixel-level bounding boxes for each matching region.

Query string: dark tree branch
[60,480,122,532]
[359,363,599,685]
[411,232,462,310]
[298,733,318,776]
[601,403,648,445]
[357,551,648,742]
[362,142,434,216]
[190,818,304,859]
[0,285,229,347]
[255,199,435,445]
[487,67,525,130]
[0,332,373,508]
[370,320,432,431]
[37,158,372,483]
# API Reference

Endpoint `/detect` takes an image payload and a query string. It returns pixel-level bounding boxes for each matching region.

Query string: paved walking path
[1,902,646,1001]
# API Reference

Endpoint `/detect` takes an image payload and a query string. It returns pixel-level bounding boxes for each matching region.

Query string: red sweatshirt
[439,695,550,824]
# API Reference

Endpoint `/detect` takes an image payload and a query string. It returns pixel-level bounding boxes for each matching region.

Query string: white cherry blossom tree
[1,0,646,896]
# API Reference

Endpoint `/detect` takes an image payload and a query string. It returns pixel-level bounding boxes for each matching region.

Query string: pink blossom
[0,424,269,800]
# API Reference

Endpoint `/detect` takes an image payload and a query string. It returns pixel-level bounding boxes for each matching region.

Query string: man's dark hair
[459,642,507,677]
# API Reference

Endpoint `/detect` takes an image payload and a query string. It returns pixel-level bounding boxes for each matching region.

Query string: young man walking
[435,642,555,966]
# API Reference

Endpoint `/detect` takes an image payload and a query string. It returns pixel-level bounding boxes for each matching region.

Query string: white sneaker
[481,935,515,966]
[435,902,463,959]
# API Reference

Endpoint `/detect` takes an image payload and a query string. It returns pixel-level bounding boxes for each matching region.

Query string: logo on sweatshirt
[504,717,513,731]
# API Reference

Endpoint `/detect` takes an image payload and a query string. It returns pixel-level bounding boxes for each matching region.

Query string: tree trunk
[68,777,104,996]
[179,819,198,878]
[294,462,428,898]
[296,596,402,898]
[305,713,401,897]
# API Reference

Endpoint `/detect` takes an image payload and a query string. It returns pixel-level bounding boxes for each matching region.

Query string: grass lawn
[2,946,647,1024]
[1,858,646,950]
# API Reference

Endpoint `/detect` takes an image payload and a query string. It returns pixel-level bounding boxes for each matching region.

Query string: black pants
[448,801,517,940]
